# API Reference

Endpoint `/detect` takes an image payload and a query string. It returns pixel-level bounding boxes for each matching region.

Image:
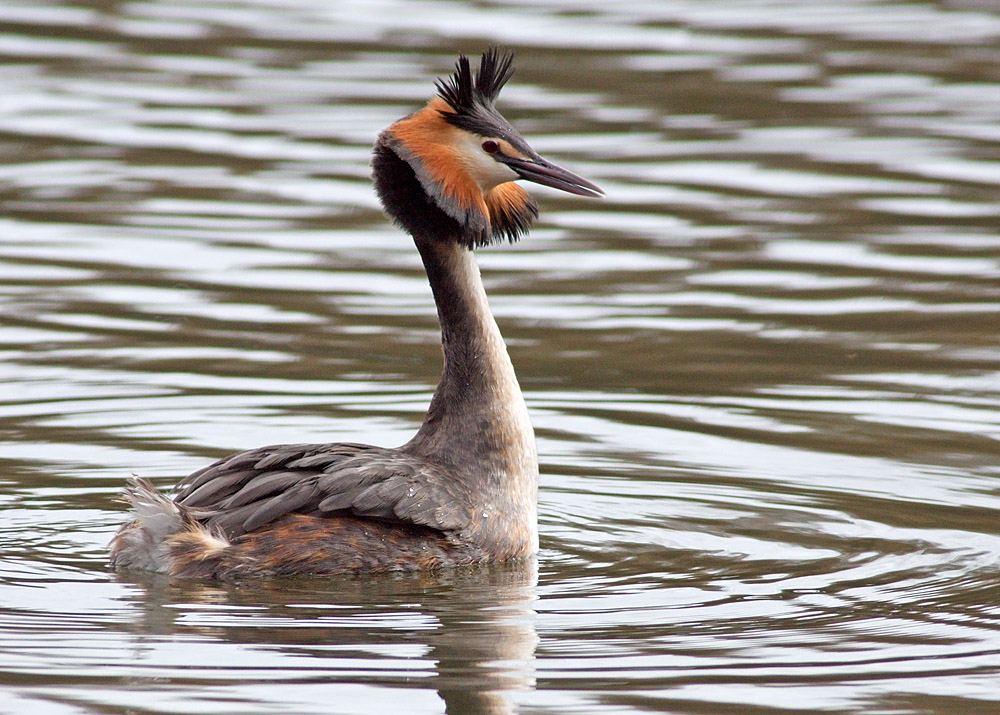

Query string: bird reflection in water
[117,561,539,714]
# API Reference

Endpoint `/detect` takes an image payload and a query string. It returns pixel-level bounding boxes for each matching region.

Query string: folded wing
[174,443,473,539]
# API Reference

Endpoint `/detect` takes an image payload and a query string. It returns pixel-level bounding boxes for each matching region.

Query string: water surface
[2,1,1000,713]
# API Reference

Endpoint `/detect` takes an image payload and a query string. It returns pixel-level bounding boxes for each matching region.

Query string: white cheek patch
[454,133,519,191]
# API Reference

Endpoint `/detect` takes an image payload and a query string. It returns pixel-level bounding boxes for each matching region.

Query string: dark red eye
[481,140,500,154]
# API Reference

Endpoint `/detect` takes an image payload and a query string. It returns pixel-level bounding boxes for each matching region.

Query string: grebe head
[374,48,603,249]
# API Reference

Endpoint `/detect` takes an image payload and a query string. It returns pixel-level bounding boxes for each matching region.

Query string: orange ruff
[485,182,532,228]
[390,98,491,225]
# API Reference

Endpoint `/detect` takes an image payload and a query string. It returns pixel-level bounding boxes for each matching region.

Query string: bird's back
[110,442,492,579]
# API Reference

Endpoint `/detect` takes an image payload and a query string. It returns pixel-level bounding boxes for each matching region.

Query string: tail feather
[110,476,228,575]
[124,476,183,539]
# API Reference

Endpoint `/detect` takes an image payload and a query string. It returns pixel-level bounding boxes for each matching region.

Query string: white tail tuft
[110,476,184,573]
[123,475,183,539]
[110,476,232,575]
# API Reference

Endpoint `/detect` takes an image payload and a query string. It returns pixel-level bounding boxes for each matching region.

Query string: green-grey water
[1,1,999,713]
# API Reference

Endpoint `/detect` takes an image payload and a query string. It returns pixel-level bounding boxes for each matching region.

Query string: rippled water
[2,1,999,713]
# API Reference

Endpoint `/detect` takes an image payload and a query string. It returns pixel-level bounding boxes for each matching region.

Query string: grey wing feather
[222,471,306,508]
[171,443,473,539]
[242,481,321,533]
[180,469,258,507]
[173,445,303,501]
[209,502,269,539]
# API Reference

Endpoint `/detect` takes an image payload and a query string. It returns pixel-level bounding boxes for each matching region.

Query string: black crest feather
[436,48,515,116]
[374,48,537,249]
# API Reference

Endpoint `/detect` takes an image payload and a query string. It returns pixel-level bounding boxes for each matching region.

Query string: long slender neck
[406,237,536,484]
[373,133,538,554]
[372,134,535,474]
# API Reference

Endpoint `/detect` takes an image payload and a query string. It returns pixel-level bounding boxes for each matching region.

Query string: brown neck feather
[405,239,536,478]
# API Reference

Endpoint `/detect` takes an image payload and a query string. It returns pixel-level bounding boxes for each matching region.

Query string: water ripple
[1,0,999,713]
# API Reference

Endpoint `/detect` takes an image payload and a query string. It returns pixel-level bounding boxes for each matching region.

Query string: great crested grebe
[110,49,603,579]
